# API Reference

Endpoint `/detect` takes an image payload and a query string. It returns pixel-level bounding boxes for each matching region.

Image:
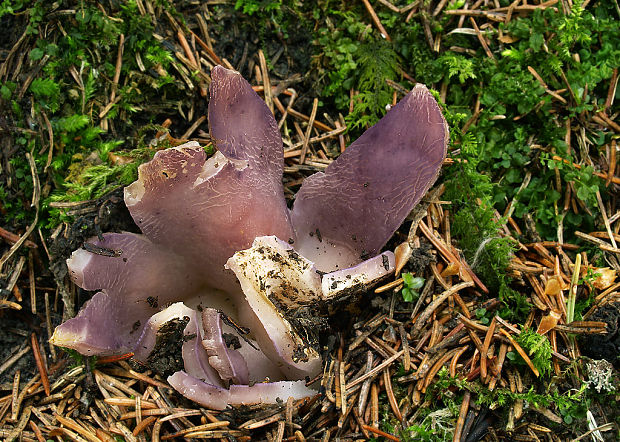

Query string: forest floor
[0,0,618,441]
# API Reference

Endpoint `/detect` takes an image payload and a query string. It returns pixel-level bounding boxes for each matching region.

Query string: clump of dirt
[146,317,191,378]
[580,302,620,368]
[408,240,436,273]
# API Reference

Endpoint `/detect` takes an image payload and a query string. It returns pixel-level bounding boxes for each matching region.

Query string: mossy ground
[0,0,618,440]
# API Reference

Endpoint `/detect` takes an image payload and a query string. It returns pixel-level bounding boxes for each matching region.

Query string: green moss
[513,328,553,377]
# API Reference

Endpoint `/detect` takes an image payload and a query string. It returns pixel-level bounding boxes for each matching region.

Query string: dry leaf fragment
[582,267,616,290]
[394,242,412,276]
[498,34,519,44]
[536,309,562,335]
[544,276,568,296]
[440,261,460,277]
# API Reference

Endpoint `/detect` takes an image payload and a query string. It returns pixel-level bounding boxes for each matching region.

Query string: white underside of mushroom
[230,235,395,305]
[322,251,395,299]
[226,236,394,380]
[291,233,361,273]
[226,246,322,379]
[168,371,316,411]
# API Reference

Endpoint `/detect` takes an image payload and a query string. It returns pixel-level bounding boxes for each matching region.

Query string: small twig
[375,277,404,293]
[362,424,400,441]
[109,34,125,104]
[554,322,607,334]
[96,353,135,365]
[105,397,157,408]
[413,282,474,333]
[603,67,618,112]
[6,406,31,442]
[180,115,206,139]
[347,350,405,389]
[334,119,346,153]
[4,255,25,298]
[378,0,400,12]
[29,420,46,442]
[258,50,273,114]
[361,0,392,41]
[422,348,460,392]
[570,423,615,442]
[527,66,567,103]
[480,317,497,380]
[300,98,319,164]
[575,231,620,253]
[285,126,346,151]
[566,253,582,324]
[0,226,37,248]
[489,343,508,390]
[383,369,402,421]
[286,107,334,132]
[595,189,617,249]
[453,391,471,442]
[41,111,54,172]
[189,29,223,66]
[552,155,620,184]
[339,356,347,415]
[55,413,101,442]
[132,415,158,437]
[411,278,434,322]
[30,333,50,396]
[433,0,450,16]
[597,112,620,132]
[357,351,373,415]
[398,324,411,372]
[275,92,297,129]
[11,370,20,420]
[470,17,495,59]
[0,345,29,375]
[160,421,231,439]
[450,346,469,377]
[606,139,617,187]
[505,171,532,219]
[98,94,122,119]
[28,251,36,314]
[418,221,488,292]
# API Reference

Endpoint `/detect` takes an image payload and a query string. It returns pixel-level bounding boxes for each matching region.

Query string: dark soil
[581,302,620,368]
[201,4,319,114]
[0,312,37,387]
[408,240,436,273]
[145,316,191,378]
[0,12,25,57]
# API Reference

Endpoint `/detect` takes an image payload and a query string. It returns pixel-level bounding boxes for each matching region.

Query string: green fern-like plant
[29,77,61,112]
[346,40,399,131]
[515,328,553,377]
[56,114,89,132]
[439,53,476,84]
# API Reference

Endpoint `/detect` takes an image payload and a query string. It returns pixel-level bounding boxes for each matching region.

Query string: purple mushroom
[51,66,448,409]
